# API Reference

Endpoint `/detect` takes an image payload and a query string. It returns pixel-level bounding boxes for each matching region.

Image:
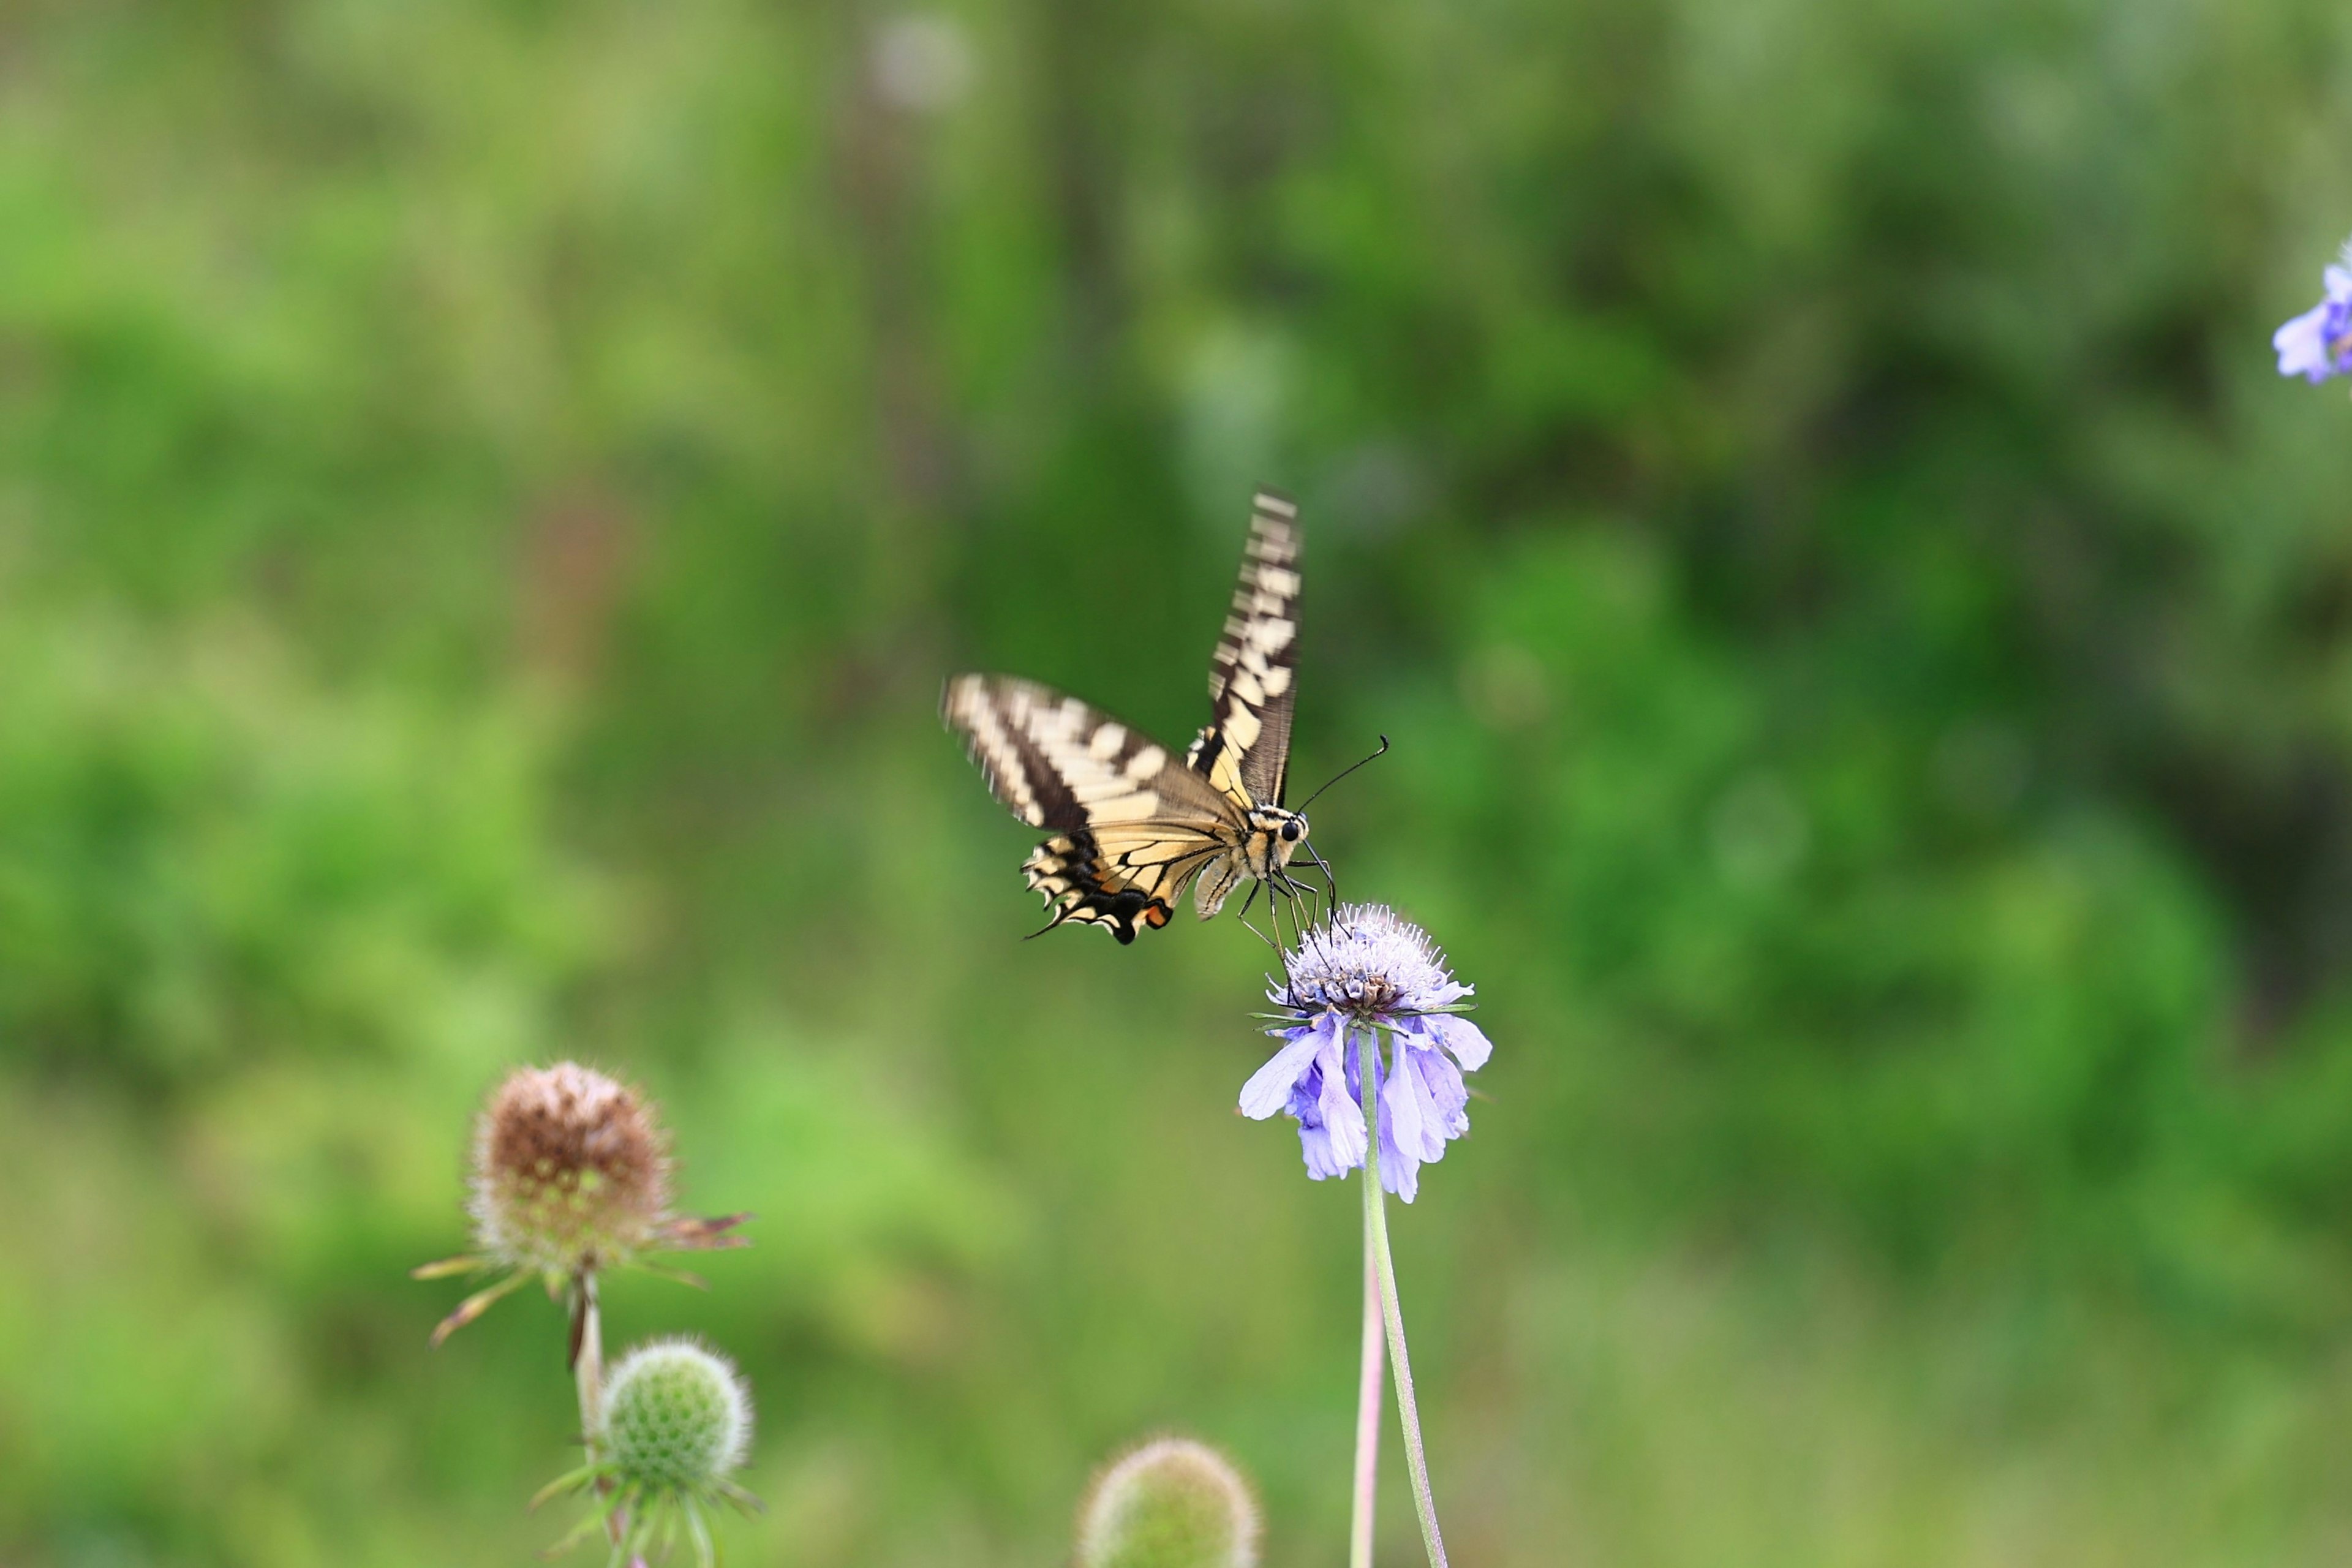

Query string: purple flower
[2274,257,2352,383]
[1238,903,1493,1202]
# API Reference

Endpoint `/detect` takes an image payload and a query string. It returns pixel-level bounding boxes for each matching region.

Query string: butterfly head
[1247,804,1310,868]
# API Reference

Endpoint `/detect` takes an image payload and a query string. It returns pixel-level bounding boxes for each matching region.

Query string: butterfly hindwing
[941,674,1242,943]
[1021,822,1231,943]
[1190,488,1301,807]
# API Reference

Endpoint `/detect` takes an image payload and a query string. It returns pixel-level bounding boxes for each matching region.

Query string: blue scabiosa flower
[2274,243,2352,383]
[1238,904,1492,1202]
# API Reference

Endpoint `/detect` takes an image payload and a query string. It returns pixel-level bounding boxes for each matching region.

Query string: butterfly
[943,488,1317,944]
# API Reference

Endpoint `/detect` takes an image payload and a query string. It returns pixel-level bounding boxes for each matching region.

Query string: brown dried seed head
[469,1062,673,1276]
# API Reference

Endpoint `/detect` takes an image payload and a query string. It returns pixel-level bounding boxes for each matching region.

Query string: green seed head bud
[1075,1437,1261,1568]
[470,1062,672,1278]
[598,1338,753,1491]
[534,1336,760,1568]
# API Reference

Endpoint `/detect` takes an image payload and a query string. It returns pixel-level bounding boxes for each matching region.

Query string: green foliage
[0,608,600,1088]
[6,0,2352,1562]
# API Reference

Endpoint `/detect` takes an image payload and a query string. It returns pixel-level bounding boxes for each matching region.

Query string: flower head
[1238,905,1493,1202]
[601,1338,753,1489]
[2274,251,2352,383]
[537,1337,761,1568]
[1076,1436,1261,1568]
[413,1063,748,1346]
[473,1061,672,1276]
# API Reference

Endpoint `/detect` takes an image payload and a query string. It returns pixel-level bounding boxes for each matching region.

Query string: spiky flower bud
[537,1338,761,1567]
[471,1061,671,1277]
[1076,1438,1261,1568]
[600,1338,753,1490]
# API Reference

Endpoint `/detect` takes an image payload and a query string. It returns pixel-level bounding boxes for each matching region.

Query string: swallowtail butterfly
[943,489,1311,943]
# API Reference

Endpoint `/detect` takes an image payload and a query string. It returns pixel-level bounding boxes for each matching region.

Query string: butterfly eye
[1281,820,1302,841]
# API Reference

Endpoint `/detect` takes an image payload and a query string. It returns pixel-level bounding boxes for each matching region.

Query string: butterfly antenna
[1292,734,1390,814]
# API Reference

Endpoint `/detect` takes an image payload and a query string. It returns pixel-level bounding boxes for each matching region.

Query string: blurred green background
[7,0,2352,1562]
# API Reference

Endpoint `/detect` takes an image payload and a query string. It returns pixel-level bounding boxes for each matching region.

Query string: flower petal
[1420,1012,1493,1072]
[1299,1120,1348,1180]
[1384,1145,1420,1202]
[2278,304,2337,382]
[1412,1043,1470,1141]
[1317,1028,1368,1172]
[1286,1066,1324,1123]
[1240,1016,1336,1119]
[1384,1039,1426,1153]
[1409,1041,1458,1159]
[1381,1044,1427,1202]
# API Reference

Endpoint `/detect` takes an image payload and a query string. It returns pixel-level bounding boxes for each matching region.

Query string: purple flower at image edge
[2274,258,2352,383]
[1238,904,1493,1202]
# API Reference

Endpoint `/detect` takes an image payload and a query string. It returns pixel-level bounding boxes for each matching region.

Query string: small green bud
[1075,1437,1260,1568]
[600,1338,753,1490]
[535,1337,760,1568]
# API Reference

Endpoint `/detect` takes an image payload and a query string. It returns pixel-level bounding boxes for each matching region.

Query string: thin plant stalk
[1359,1028,1450,1568]
[570,1271,632,1555]
[1350,1212,1384,1568]
[574,1270,606,1435]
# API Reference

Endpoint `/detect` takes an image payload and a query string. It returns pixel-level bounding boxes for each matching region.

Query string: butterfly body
[944,489,1308,943]
[1182,801,1312,921]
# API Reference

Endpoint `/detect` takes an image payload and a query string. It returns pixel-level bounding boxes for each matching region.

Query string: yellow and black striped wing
[941,674,1245,943]
[1189,489,1301,807]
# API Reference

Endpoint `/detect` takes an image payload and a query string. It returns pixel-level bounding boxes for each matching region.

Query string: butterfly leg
[1280,863,1326,920]
[1237,909,1287,968]
[1301,840,1341,910]
[1270,867,1317,951]
[1234,876,1263,927]
[1233,876,1297,967]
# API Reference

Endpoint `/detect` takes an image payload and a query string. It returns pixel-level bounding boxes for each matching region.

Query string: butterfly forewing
[1193,489,1301,806]
[941,674,1243,942]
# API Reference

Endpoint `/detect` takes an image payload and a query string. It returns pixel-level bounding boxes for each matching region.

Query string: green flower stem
[574,1271,606,1435]
[1350,1219,1384,1568]
[570,1271,631,1554]
[1359,1028,1450,1568]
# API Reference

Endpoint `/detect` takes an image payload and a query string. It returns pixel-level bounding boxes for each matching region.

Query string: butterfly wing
[942,674,1243,943]
[1189,489,1301,807]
